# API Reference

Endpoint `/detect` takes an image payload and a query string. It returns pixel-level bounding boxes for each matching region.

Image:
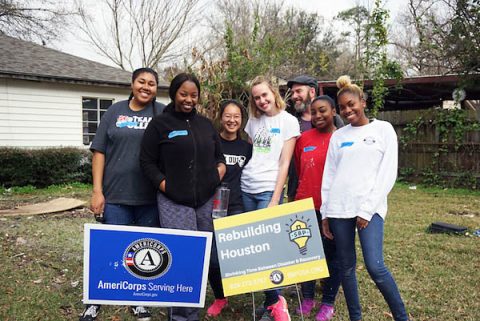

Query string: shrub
[0,148,92,188]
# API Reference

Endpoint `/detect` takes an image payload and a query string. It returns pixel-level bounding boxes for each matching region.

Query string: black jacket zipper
[186,119,198,207]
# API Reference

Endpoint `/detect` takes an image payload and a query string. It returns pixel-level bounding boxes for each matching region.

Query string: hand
[267,199,279,208]
[356,217,369,230]
[322,219,334,240]
[217,163,226,180]
[90,190,105,215]
[159,180,166,193]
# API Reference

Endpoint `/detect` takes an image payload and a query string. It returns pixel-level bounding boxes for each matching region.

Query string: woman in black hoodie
[140,73,226,321]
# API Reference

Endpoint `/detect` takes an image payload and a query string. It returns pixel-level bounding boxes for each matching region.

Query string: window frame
[82,97,114,145]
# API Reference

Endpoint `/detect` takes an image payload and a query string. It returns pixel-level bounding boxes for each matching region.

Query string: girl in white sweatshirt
[320,76,408,321]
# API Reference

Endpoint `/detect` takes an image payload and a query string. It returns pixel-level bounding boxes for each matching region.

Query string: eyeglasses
[222,114,242,120]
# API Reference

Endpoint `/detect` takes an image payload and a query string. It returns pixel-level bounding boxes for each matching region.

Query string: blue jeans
[300,223,341,305]
[103,203,160,227]
[242,191,284,212]
[328,214,408,321]
[242,190,283,307]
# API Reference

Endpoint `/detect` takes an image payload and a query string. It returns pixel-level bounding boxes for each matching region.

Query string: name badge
[340,141,354,148]
[168,130,188,139]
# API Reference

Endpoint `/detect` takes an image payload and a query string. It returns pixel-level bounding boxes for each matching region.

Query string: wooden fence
[378,108,480,188]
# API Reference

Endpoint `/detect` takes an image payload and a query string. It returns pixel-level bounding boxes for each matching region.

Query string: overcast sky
[51,0,408,69]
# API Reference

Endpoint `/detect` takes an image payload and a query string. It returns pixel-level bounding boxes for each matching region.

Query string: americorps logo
[123,238,172,280]
[270,270,284,285]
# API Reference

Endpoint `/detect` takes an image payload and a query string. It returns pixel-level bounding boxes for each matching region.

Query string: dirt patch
[447,209,479,217]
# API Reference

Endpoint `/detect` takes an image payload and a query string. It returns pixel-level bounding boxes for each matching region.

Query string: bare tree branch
[0,0,78,43]
[75,0,202,71]
[393,0,479,76]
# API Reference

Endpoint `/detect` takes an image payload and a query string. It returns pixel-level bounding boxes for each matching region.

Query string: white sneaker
[131,306,152,321]
[79,305,100,321]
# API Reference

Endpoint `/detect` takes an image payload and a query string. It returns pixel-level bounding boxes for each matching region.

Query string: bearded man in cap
[286,75,343,202]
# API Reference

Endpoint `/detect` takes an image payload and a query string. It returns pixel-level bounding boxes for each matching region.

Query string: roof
[0,34,168,88]
[316,74,480,110]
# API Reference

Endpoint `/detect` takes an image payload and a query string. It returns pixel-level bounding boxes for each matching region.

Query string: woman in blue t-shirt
[80,67,164,321]
[206,100,252,317]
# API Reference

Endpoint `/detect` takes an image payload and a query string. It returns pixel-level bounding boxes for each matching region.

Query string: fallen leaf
[383,311,393,318]
[15,237,27,246]
[53,275,67,284]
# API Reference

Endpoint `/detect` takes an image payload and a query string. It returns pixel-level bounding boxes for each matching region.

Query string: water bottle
[212,183,230,219]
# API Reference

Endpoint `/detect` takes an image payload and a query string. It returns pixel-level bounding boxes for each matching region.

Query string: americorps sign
[83,224,212,307]
[213,198,329,296]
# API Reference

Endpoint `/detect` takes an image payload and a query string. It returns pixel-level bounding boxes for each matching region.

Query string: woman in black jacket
[140,72,226,321]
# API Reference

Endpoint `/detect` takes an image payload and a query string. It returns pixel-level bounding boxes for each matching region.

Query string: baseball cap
[287,75,318,92]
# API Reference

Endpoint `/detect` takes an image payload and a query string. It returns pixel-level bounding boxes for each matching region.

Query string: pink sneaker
[315,304,335,321]
[267,295,291,321]
[206,298,228,317]
[295,298,317,315]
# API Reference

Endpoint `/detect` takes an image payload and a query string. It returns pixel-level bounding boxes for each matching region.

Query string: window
[82,97,114,145]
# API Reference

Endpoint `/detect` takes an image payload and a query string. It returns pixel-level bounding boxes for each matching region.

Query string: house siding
[0,78,169,148]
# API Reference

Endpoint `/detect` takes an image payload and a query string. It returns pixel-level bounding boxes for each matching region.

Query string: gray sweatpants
[156,192,214,321]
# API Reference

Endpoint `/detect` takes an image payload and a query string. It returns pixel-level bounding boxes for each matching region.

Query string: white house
[0,34,169,148]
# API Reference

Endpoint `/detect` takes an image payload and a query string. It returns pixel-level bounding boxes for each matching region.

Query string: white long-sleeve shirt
[320,119,398,221]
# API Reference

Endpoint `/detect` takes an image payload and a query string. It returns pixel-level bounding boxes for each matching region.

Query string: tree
[392,0,480,76]
[0,0,76,43]
[362,0,390,116]
[336,5,370,78]
[203,0,348,79]
[392,0,456,75]
[76,0,201,71]
[189,0,347,120]
[188,0,329,120]
[336,1,402,116]
[283,8,347,80]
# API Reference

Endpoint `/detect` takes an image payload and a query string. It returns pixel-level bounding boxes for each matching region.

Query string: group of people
[80,67,409,321]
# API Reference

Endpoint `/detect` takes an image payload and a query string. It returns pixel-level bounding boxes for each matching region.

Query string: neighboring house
[0,34,169,148]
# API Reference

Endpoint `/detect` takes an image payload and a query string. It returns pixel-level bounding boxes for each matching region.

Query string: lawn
[1,183,479,321]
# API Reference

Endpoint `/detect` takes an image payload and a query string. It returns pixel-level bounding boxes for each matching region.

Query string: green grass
[0,183,91,210]
[1,184,479,320]
[1,182,91,194]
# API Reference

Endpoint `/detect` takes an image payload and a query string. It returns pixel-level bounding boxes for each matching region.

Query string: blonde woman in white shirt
[321,75,408,321]
[241,76,300,321]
